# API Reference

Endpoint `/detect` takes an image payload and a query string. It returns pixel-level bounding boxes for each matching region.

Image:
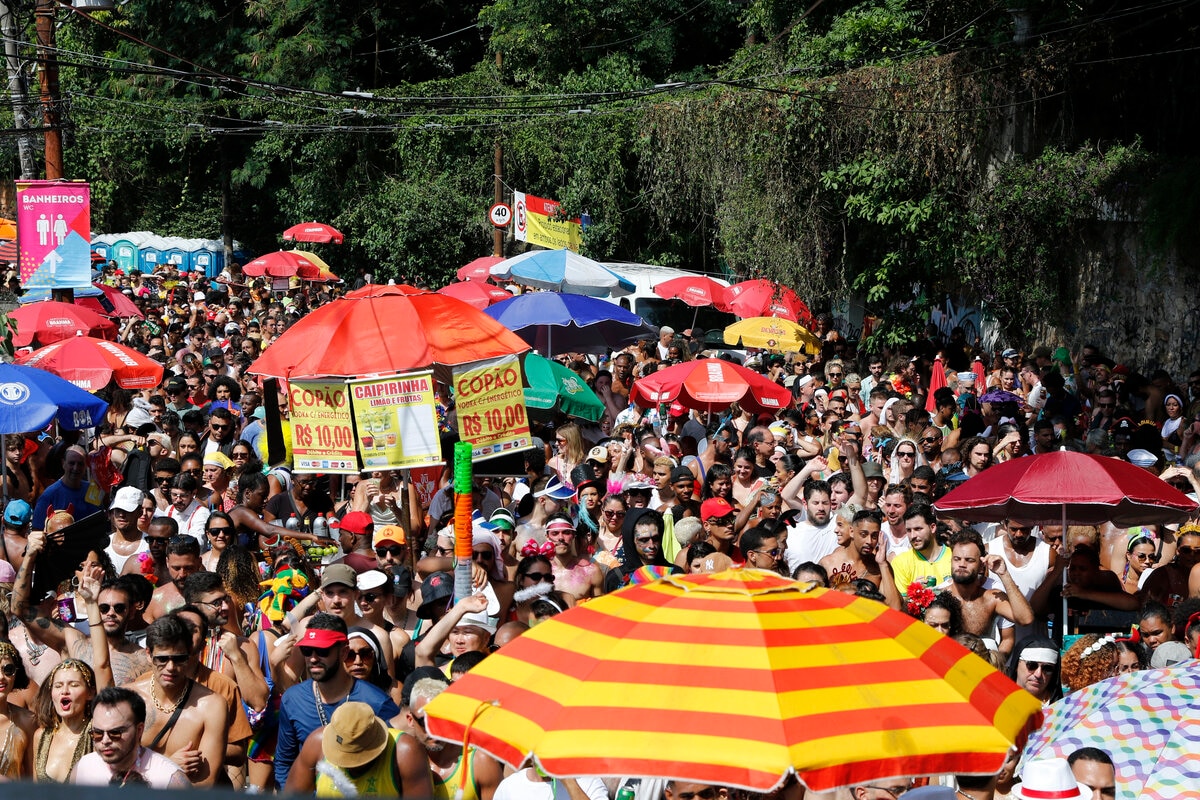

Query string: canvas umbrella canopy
[933,449,1197,527]
[17,334,164,390]
[437,281,513,310]
[523,352,604,422]
[485,292,656,355]
[282,221,344,244]
[491,249,635,297]
[0,240,14,262]
[10,300,117,347]
[249,286,530,380]
[424,569,1042,793]
[458,256,506,282]
[653,275,729,307]
[723,279,815,326]
[1023,664,1200,799]
[723,316,821,353]
[79,282,144,319]
[241,250,321,279]
[629,358,792,415]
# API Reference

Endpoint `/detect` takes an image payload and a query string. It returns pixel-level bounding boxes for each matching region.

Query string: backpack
[120,445,153,493]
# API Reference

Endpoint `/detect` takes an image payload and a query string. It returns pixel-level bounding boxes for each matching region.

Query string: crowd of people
[0,261,1188,800]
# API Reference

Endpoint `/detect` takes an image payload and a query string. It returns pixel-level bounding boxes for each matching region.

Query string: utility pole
[1,2,35,180]
[492,51,503,258]
[35,0,63,180]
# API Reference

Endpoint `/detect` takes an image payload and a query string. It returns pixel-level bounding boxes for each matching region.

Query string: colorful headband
[53,658,96,688]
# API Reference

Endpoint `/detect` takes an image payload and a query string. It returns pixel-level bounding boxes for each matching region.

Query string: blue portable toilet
[91,243,109,261]
[138,243,163,273]
[110,239,139,272]
[190,241,224,278]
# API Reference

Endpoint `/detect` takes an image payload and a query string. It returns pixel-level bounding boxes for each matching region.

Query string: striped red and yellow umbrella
[424,570,1042,792]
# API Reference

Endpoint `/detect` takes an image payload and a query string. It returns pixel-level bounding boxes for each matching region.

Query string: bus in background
[601,263,736,341]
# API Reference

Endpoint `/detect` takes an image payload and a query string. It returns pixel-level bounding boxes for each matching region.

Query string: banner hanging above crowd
[16,180,91,288]
[513,191,583,252]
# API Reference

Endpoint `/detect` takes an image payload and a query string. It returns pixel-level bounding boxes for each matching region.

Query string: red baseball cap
[339,511,373,535]
[701,498,735,521]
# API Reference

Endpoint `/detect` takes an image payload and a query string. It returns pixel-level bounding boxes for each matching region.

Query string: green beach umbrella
[523,353,604,422]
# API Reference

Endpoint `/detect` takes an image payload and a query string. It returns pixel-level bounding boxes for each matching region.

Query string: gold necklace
[150,681,184,715]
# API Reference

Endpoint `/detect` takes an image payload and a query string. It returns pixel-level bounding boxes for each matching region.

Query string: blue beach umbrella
[0,362,108,433]
[492,249,635,297]
[485,292,656,355]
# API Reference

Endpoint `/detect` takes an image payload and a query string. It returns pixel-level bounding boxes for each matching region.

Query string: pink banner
[16,180,91,288]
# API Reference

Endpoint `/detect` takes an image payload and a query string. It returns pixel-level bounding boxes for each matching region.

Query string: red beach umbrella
[281,221,344,244]
[436,281,513,310]
[723,279,814,327]
[10,300,117,347]
[653,275,729,307]
[457,256,505,282]
[18,334,164,390]
[629,358,792,415]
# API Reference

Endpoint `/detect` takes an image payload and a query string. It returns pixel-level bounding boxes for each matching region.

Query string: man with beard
[274,613,399,788]
[944,530,1035,658]
[819,510,900,608]
[180,572,269,713]
[13,532,153,686]
[70,687,189,788]
[305,564,394,677]
[784,480,837,574]
[145,534,203,622]
[891,506,953,594]
[986,518,1054,641]
[400,677,504,800]
[127,615,229,787]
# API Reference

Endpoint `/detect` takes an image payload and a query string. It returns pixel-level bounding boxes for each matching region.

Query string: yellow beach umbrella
[723,316,821,353]
[424,570,1042,793]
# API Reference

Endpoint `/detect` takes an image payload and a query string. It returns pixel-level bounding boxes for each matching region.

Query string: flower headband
[1080,634,1117,659]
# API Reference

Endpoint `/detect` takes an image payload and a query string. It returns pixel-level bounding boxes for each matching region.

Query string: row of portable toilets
[90,232,249,279]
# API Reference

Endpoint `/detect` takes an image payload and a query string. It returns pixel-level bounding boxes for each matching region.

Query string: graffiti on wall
[929,297,1003,352]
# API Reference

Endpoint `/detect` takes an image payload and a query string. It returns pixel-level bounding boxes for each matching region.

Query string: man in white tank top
[986,519,1053,641]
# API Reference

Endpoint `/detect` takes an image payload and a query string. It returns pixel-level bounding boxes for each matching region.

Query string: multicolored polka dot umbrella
[1023,663,1200,799]
[424,569,1042,792]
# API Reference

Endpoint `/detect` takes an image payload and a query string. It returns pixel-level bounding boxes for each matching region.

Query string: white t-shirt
[494,769,610,800]
[784,518,838,573]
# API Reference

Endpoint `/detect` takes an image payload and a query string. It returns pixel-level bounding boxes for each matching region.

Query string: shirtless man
[399,677,504,800]
[514,476,573,545]
[820,510,900,609]
[145,535,203,623]
[944,529,1035,658]
[13,531,153,686]
[127,615,229,787]
[545,515,603,599]
[122,516,173,586]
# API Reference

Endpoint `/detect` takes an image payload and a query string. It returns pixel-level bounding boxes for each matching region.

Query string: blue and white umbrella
[0,362,108,433]
[491,249,635,297]
[485,292,655,355]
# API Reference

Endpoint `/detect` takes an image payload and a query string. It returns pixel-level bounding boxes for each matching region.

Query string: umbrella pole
[1,432,6,513]
[1061,504,1068,640]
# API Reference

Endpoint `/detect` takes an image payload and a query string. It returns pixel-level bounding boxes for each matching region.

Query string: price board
[349,371,442,470]
[453,354,533,461]
[287,380,358,473]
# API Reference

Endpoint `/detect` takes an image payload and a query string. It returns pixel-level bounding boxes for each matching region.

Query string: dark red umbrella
[723,279,814,327]
[0,240,16,263]
[653,275,728,307]
[457,256,505,282]
[436,281,512,310]
[79,283,144,319]
[281,221,344,244]
[629,358,792,415]
[10,301,117,347]
[933,449,1197,527]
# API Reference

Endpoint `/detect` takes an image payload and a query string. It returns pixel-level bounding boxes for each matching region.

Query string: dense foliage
[1,0,1194,345]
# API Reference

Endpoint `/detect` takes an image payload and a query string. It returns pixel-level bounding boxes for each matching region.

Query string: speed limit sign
[489,203,512,228]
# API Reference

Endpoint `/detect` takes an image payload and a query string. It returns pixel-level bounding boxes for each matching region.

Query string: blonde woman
[548,423,586,487]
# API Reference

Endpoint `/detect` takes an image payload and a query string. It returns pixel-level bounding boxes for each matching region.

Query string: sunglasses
[375,546,404,558]
[1024,661,1055,674]
[151,653,189,667]
[344,648,374,662]
[207,526,233,537]
[146,535,171,544]
[523,571,554,583]
[897,451,916,458]
[361,593,382,603]
[603,510,626,518]
[0,663,16,677]
[918,436,941,444]
[98,603,128,615]
[155,475,176,484]
[299,645,337,658]
[1130,551,1154,560]
[91,724,133,742]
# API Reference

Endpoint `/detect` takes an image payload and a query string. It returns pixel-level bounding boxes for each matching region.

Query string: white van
[601,262,736,334]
